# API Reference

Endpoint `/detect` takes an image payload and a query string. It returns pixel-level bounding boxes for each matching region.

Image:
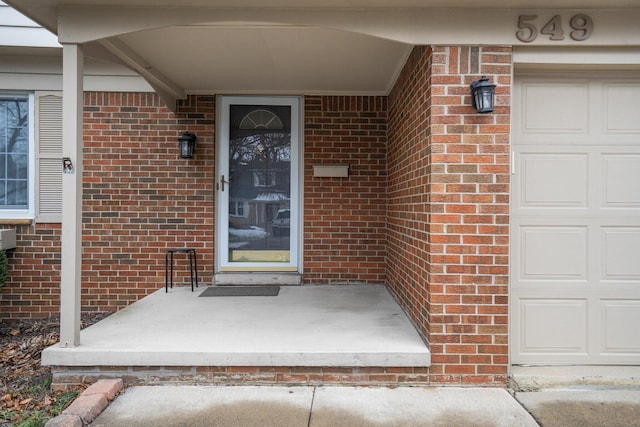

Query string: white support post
[60,44,84,348]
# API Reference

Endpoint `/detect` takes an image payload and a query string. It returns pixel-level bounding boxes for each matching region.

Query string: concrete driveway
[516,389,640,427]
[512,366,640,426]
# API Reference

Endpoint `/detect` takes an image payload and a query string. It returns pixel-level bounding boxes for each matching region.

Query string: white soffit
[117,25,412,94]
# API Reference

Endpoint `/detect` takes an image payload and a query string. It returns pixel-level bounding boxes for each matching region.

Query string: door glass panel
[228,104,291,263]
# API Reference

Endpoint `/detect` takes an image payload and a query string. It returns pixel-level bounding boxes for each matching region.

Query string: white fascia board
[55,7,640,46]
[0,73,154,92]
[0,55,154,92]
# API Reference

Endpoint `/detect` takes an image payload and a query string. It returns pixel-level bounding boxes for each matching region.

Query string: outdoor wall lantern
[178,132,197,158]
[470,76,496,113]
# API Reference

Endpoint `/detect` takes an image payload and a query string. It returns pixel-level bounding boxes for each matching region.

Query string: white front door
[511,73,640,365]
[216,96,301,272]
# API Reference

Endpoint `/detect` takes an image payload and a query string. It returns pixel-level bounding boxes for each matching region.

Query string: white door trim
[215,95,303,274]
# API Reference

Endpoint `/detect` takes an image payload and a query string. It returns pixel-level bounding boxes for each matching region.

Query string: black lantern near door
[178,132,197,158]
[470,76,496,114]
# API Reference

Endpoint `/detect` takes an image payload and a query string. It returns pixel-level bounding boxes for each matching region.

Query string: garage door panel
[520,226,588,281]
[520,299,588,354]
[602,228,640,281]
[603,155,640,207]
[605,84,640,133]
[600,300,640,354]
[520,153,588,208]
[521,82,589,134]
[512,75,640,365]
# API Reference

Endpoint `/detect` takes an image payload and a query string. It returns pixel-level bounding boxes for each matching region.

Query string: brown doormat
[199,286,280,297]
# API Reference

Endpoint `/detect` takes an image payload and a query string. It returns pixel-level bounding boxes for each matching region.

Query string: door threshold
[213,272,302,285]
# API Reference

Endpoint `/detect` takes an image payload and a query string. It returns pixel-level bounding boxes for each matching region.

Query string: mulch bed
[0,313,110,426]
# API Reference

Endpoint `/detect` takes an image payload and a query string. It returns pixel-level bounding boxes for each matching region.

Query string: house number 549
[516,14,594,43]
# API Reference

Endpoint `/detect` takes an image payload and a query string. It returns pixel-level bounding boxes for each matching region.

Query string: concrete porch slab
[42,284,430,368]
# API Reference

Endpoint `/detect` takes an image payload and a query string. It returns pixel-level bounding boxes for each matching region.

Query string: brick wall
[303,96,388,284]
[0,224,61,318]
[1,93,390,318]
[387,46,512,385]
[81,93,216,312]
[387,45,433,339]
[0,94,216,318]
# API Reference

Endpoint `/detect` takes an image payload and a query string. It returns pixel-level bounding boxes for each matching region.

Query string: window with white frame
[0,93,34,218]
[0,91,62,222]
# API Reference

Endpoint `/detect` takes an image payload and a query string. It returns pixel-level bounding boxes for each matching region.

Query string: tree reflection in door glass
[227,105,291,263]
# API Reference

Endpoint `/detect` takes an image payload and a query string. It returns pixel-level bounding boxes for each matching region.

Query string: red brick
[4,44,513,388]
[63,394,108,424]
[83,379,123,400]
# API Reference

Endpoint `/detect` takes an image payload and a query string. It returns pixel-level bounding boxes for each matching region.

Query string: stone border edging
[44,379,124,427]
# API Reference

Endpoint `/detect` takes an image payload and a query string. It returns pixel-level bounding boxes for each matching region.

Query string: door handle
[220,175,231,191]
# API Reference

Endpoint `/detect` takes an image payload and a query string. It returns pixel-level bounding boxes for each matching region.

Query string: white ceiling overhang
[117,24,412,95]
[5,1,640,109]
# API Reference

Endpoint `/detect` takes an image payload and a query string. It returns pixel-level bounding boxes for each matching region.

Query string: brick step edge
[44,378,124,427]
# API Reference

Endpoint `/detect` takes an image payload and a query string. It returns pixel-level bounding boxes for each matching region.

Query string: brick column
[388,46,512,385]
[427,46,512,384]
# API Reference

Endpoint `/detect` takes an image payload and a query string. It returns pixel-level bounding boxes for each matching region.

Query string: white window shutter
[35,91,63,223]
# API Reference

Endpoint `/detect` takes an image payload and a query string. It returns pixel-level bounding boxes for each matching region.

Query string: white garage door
[511,73,640,365]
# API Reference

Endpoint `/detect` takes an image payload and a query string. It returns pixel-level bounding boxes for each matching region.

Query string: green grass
[25,378,51,395]
[50,390,79,416]
[15,411,48,427]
